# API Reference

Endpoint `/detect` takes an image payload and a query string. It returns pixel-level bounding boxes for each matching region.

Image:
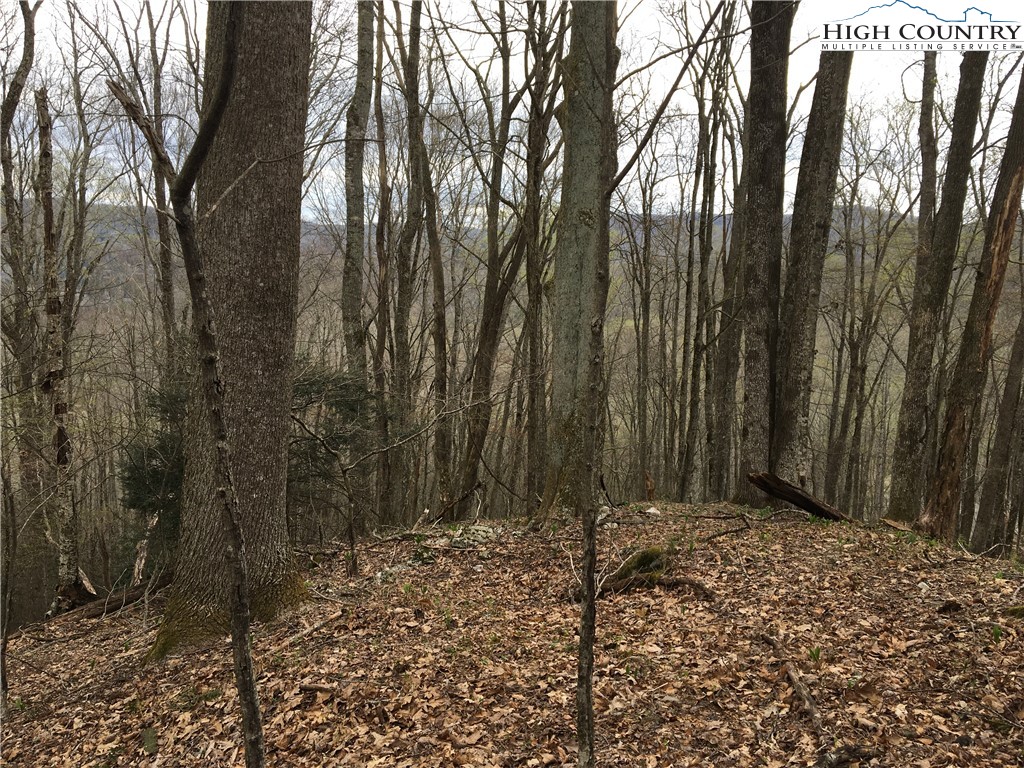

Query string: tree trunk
[36,89,90,614]
[735,0,795,505]
[539,7,621,765]
[343,0,374,384]
[889,52,987,523]
[709,121,747,500]
[524,1,558,515]
[972,307,1024,555]
[920,72,1024,543]
[774,51,853,487]
[153,1,312,651]
[372,0,394,525]
[532,0,618,530]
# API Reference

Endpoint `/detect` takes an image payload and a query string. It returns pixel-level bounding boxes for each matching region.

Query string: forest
[1,0,1023,766]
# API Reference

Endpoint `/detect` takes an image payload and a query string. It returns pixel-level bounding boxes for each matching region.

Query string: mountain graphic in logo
[837,1,1014,23]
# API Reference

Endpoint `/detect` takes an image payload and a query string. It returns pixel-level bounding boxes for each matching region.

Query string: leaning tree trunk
[773,51,853,488]
[889,52,987,523]
[153,1,313,653]
[920,72,1024,544]
[735,0,795,505]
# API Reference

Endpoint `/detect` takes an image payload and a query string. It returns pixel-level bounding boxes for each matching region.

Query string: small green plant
[402,582,413,595]
[141,727,159,755]
[10,697,26,712]
[809,646,822,663]
[991,624,1004,643]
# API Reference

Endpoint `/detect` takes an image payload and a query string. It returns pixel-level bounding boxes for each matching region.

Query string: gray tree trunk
[544,8,620,765]
[36,89,88,614]
[343,1,374,384]
[735,0,795,505]
[889,52,988,523]
[972,308,1024,555]
[921,72,1024,543]
[774,51,853,489]
[154,1,312,648]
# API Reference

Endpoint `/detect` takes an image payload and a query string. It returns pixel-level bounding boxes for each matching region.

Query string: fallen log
[61,571,173,621]
[747,472,853,523]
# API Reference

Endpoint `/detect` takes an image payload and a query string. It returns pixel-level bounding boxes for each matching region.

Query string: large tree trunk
[388,1,425,525]
[774,51,853,488]
[154,1,313,651]
[972,307,1024,555]
[889,52,987,523]
[371,0,394,525]
[920,72,1024,543]
[735,0,795,505]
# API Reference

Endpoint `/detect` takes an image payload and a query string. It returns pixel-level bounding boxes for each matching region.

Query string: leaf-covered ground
[2,503,1023,767]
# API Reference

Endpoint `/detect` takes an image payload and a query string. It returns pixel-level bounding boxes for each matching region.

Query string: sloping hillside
[2,504,1022,767]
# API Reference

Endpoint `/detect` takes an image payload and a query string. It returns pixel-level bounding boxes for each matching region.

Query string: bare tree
[921,72,1024,543]
[735,0,795,505]
[773,51,853,490]
[889,52,988,523]
[142,2,312,656]
[343,1,373,383]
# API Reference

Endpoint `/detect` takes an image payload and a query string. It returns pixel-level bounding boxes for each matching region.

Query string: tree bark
[920,72,1024,543]
[972,307,1024,555]
[544,8,620,765]
[36,88,90,614]
[153,1,312,651]
[889,52,987,523]
[372,0,394,525]
[735,0,795,505]
[343,0,374,384]
[774,51,853,488]
[524,2,559,515]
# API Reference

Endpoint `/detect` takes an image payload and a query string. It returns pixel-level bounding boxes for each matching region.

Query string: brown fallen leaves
[1,504,1022,767]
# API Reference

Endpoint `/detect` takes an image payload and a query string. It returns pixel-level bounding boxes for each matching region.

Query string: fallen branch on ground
[762,632,824,738]
[747,473,853,523]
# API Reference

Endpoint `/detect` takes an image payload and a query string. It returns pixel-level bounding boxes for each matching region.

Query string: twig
[7,653,72,690]
[308,588,356,606]
[702,518,751,543]
[272,610,346,652]
[658,575,718,602]
[762,633,825,740]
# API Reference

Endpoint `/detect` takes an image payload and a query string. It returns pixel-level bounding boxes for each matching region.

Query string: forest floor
[2,503,1023,767]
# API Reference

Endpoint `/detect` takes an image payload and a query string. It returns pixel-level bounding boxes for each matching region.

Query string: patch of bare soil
[2,503,1022,767]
